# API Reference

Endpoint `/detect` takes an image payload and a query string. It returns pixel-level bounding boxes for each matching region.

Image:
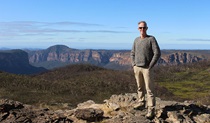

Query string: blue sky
[0,0,210,50]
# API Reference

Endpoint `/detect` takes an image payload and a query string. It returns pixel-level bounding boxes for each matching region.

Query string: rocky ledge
[0,93,210,123]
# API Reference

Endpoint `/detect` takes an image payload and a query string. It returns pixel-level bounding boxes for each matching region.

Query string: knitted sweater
[130,35,161,69]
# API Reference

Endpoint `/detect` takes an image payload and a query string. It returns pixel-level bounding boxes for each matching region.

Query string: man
[130,21,161,119]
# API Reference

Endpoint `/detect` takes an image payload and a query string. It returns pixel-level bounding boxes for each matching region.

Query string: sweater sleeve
[130,40,136,66]
[149,37,161,69]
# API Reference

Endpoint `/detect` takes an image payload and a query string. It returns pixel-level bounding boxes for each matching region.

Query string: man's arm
[149,38,161,69]
[130,42,136,67]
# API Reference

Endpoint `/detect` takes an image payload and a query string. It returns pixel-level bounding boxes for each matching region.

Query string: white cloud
[177,38,210,42]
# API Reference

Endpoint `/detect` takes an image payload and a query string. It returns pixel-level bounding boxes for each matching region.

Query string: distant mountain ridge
[0,45,209,74]
[26,45,209,70]
[0,49,47,74]
[27,45,130,69]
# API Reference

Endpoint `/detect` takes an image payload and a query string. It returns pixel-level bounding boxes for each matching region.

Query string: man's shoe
[133,102,145,110]
[146,107,155,119]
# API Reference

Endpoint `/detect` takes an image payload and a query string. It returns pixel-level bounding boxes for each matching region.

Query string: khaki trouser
[133,66,155,107]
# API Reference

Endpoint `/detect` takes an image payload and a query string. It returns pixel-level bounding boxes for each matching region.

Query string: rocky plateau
[0,93,209,123]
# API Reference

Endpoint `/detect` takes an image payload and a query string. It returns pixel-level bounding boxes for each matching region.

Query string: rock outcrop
[0,50,46,74]
[159,52,203,65]
[1,93,209,123]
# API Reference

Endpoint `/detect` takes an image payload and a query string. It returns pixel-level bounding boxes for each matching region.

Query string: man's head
[138,21,148,37]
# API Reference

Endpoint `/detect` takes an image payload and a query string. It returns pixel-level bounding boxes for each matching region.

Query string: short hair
[138,21,147,27]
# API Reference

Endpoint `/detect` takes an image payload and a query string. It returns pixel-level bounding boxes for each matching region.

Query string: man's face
[138,23,148,35]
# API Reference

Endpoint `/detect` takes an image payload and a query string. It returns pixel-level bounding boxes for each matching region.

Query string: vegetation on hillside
[154,60,210,104]
[0,61,210,110]
[0,64,137,108]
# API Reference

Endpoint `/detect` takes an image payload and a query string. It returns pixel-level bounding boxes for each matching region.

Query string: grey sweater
[130,35,161,69]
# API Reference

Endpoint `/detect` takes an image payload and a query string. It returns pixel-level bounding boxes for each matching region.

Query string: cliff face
[0,50,46,74]
[159,52,203,65]
[28,45,106,63]
[28,45,124,69]
[0,49,29,66]
[27,45,206,69]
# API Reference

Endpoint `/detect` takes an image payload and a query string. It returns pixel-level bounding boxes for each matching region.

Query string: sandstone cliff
[159,52,203,65]
[27,45,206,70]
[0,93,209,123]
[0,49,46,74]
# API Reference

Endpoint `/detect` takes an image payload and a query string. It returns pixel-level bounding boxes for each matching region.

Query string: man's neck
[140,34,147,39]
